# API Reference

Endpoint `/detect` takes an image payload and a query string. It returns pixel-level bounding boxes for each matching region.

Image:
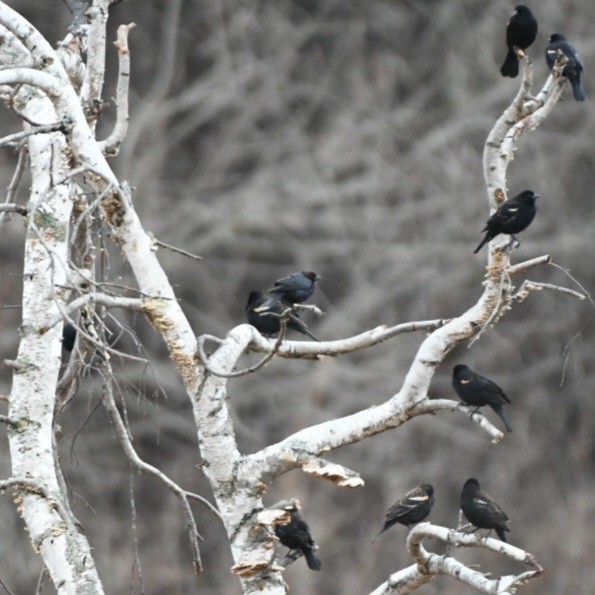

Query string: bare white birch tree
[0,2,586,594]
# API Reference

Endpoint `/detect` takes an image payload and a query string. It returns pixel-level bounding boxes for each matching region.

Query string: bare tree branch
[44,293,145,330]
[508,254,551,275]
[513,280,586,303]
[100,362,208,576]
[99,23,135,155]
[0,122,65,147]
[369,523,543,595]
[0,203,27,214]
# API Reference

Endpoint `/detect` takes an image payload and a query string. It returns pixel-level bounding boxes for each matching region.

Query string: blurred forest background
[1,0,594,593]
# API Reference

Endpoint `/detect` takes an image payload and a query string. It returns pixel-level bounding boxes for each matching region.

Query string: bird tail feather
[500,49,519,78]
[474,235,489,254]
[492,404,513,433]
[496,526,509,542]
[305,550,322,571]
[570,78,585,101]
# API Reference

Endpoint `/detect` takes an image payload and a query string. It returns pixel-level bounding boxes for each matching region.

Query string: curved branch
[247,318,450,358]
[484,55,565,207]
[370,522,543,595]
[98,23,135,155]
[512,280,586,303]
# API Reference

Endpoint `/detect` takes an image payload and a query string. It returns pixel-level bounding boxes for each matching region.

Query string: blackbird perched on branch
[452,365,512,433]
[500,5,538,78]
[372,483,435,543]
[275,501,322,571]
[546,33,585,101]
[62,323,77,352]
[268,270,321,305]
[473,190,538,254]
[245,291,319,341]
[460,478,511,542]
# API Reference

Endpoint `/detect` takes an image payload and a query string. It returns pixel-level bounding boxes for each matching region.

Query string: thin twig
[0,122,65,148]
[549,261,595,307]
[35,562,49,594]
[0,578,15,595]
[512,280,586,303]
[150,234,203,261]
[0,145,27,226]
[128,474,145,594]
[100,363,212,575]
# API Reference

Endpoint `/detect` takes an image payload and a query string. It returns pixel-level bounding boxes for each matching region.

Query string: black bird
[62,323,76,352]
[245,291,319,341]
[268,271,321,305]
[372,483,435,543]
[452,364,512,433]
[460,478,511,542]
[474,190,538,254]
[546,34,585,101]
[275,501,322,571]
[501,5,538,78]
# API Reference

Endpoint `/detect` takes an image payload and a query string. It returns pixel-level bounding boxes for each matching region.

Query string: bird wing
[497,201,521,219]
[474,493,509,523]
[271,272,307,291]
[386,494,429,518]
[476,374,510,404]
[545,47,558,69]
[482,203,517,231]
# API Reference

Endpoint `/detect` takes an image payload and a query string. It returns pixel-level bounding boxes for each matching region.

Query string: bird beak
[315,274,322,281]
[534,194,540,200]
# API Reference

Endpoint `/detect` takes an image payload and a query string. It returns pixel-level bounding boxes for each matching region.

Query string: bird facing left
[274,502,322,571]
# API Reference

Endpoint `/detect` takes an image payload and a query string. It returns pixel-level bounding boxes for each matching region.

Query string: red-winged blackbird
[268,270,321,305]
[62,323,77,352]
[372,483,434,543]
[474,190,538,254]
[546,34,585,101]
[452,365,512,433]
[275,501,322,571]
[501,5,538,78]
[245,291,319,341]
[460,478,511,542]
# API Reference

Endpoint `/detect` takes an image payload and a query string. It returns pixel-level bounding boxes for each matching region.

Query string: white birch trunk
[7,89,104,592]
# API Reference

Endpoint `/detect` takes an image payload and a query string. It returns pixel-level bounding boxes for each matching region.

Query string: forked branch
[369,522,543,595]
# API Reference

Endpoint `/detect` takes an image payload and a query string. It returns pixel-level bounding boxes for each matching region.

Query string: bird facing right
[268,270,321,305]
[500,5,538,78]
[275,501,322,571]
[474,190,538,254]
[452,364,512,433]
[460,478,511,542]
[546,33,585,101]
[372,483,435,543]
